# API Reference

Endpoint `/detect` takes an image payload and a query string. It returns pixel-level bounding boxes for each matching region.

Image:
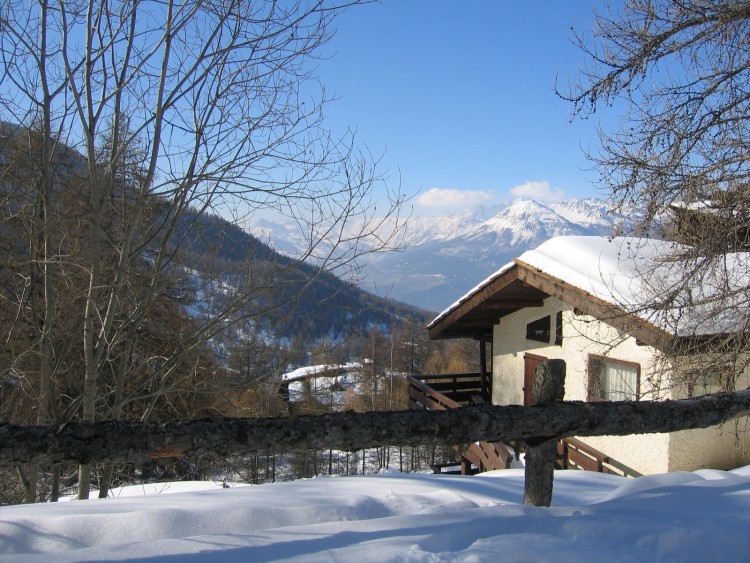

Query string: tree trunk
[77,463,91,500]
[17,465,37,504]
[2,389,749,468]
[99,464,114,498]
[50,464,60,502]
[524,359,566,507]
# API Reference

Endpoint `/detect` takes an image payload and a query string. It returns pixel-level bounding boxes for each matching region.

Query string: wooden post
[523,359,565,507]
[479,339,488,399]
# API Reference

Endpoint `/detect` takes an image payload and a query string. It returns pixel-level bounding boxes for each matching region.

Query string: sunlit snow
[2,466,749,561]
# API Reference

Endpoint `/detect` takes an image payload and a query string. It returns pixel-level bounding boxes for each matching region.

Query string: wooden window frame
[587,354,641,402]
[554,310,563,346]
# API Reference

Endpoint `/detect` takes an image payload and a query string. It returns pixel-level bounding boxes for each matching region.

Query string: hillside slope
[177,210,433,342]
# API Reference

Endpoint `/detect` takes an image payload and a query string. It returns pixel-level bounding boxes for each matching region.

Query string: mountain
[178,210,433,343]
[362,198,631,312]
[248,198,632,313]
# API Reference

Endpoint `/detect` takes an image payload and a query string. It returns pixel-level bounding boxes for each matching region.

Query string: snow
[549,198,620,229]
[2,466,749,561]
[515,236,671,309]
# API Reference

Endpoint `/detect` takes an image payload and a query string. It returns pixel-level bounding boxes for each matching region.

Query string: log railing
[3,389,750,467]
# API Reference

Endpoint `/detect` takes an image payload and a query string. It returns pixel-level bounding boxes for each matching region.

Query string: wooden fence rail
[1,389,749,468]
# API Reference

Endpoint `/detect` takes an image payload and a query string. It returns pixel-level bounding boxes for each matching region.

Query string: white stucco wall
[491,296,750,475]
[667,365,750,472]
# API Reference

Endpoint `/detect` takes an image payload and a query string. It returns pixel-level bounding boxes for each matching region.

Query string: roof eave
[428,258,676,350]
[427,265,522,340]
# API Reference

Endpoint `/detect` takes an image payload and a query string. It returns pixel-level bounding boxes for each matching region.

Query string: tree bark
[524,359,566,507]
[1,389,749,467]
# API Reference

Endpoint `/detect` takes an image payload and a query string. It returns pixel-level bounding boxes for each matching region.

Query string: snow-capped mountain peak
[466,199,573,245]
[358,197,629,311]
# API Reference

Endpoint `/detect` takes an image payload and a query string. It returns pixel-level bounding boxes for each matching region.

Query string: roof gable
[427,264,548,340]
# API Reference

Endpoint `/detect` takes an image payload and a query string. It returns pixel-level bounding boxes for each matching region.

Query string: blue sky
[315,1,609,215]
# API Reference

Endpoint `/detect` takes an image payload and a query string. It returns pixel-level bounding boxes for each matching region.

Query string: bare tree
[0,0,406,500]
[563,0,750,391]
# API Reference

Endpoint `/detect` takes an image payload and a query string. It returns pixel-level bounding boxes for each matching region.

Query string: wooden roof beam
[481,300,544,310]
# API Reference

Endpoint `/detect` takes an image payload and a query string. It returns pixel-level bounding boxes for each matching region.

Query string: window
[588,355,640,401]
[526,315,550,343]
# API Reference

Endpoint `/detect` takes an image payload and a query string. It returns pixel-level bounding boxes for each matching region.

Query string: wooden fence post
[523,359,565,507]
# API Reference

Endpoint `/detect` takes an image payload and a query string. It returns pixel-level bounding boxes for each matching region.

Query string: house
[669,194,750,250]
[427,235,750,475]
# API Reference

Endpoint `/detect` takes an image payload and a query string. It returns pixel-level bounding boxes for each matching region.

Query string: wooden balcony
[408,372,490,408]
[406,374,512,474]
[407,373,642,478]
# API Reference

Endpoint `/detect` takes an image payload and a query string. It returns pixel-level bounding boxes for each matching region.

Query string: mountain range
[249,198,633,312]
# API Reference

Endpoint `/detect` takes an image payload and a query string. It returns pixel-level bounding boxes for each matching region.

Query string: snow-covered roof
[518,236,677,312]
[281,362,362,382]
[670,200,713,212]
[430,236,750,338]
[671,198,748,220]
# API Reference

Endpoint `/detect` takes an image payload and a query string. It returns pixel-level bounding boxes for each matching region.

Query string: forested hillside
[0,124,431,393]
[177,208,433,344]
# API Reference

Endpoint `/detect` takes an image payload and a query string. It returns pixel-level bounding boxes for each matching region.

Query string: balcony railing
[557,437,642,478]
[408,372,489,407]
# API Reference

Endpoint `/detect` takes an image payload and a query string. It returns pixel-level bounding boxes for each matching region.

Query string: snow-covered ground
[2,465,749,562]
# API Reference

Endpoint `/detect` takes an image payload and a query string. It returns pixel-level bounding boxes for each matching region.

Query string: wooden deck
[407,374,642,478]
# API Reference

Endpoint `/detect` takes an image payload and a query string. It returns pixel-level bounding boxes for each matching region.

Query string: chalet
[669,194,750,251]
[426,236,750,476]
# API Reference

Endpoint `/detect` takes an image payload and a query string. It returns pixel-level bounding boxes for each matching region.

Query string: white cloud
[416,188,493,208]
[510,181,565,202]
